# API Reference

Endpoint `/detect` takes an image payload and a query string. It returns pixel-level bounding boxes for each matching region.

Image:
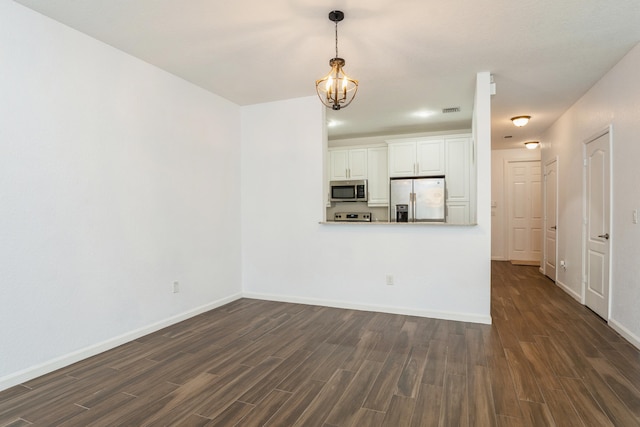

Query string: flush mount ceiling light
[511,115,531,127]
[315,10,358,111]
[524,141,540,149]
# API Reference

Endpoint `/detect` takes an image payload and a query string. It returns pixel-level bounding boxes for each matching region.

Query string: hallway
[490,261,640,425]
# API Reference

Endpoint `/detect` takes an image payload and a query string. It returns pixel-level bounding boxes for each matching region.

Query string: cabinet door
[416,139,445,176]
[348,149,368,179]
[367,147,389,206]
[445,137,470,201]
[329,149,349,180]
[388,142,416,177]
[446,202,469,224]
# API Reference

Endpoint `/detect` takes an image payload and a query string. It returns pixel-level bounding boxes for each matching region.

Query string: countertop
[320,220,477,226]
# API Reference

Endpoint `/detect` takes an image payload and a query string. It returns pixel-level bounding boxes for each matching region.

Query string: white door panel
[544,160,558,281]
[585,131,610,319]
[508,161,542,262]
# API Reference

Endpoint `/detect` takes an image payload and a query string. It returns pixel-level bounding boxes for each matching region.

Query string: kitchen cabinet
[387,134,473,223]
[445,137,470,202]
[366,147,388,206]
[329,148,367,180]
[417,139,445,175]
[387,139,445,177]
[446,202,470,224]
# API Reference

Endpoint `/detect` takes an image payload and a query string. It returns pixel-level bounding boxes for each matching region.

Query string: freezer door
[389,179,413,222]
[414,178,445,222]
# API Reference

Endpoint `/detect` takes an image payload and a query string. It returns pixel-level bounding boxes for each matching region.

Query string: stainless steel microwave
[330,179,368,202]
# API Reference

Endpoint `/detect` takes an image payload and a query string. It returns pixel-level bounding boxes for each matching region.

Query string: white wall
[491,148,541,260]
[0,1,242,389]
[240,72,492,324]
[541,43,640,348]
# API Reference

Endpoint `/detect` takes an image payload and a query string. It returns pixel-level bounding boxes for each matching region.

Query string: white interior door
[507,161,543,263]
[585,131,611,319]
[544,160,558,281]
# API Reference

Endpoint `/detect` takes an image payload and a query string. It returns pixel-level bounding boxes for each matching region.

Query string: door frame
[582,125,613,316]
[543,156,559,280]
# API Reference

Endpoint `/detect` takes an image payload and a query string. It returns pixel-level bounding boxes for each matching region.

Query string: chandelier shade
[315,11,358,110]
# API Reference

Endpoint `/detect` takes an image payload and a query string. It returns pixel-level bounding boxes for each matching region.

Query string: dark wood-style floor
[2,262,640,426]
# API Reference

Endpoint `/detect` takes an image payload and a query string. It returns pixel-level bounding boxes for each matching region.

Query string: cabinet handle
[416,162,419,173]
[598,233,609,240]
[348,168,351,178]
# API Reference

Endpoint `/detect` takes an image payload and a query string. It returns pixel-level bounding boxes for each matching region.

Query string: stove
[334,212,371,222]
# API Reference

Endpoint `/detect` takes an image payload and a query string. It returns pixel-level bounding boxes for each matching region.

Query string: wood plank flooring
[2,261,640,426]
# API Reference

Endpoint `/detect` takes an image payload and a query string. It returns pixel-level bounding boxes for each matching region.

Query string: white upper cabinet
[416,139,445,175]
[445,137,470,202]
[387,141,417,177]
[329,148,367,180]
[388,139,445,177]
[367,147,389,206]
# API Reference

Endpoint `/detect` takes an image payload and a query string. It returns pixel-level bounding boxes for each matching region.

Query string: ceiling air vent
[442,107,460,113]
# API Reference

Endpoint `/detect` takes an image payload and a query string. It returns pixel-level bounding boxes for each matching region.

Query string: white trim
[609,318,640,350]
[555,280,582,302]
[0,293,242,392]
[243,291,492,325]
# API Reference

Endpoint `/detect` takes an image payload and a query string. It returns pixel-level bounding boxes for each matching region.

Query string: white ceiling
[15,0,640,148]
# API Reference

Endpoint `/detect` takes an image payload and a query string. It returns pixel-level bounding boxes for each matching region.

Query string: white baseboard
[609,318,640,350]
[0,293,242,392]
[555,280,582,302]
[242,292,492,325]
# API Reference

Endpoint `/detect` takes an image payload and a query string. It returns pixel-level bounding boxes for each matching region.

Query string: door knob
[551,226,557,230]
[597,233,610,240]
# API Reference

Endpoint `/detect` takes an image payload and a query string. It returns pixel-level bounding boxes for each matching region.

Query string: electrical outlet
[386,275,394,286]
[173,281,180,293]
[633,209,638,224]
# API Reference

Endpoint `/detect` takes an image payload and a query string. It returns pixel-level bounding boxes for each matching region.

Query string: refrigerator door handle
[411,192,416,222]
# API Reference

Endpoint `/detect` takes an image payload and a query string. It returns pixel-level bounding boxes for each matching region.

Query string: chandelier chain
[334,20,339,58]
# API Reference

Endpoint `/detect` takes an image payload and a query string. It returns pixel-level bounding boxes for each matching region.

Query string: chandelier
[315,10,358,110]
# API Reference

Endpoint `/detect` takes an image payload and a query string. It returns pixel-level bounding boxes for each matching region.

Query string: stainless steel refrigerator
[390,177,446,222]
